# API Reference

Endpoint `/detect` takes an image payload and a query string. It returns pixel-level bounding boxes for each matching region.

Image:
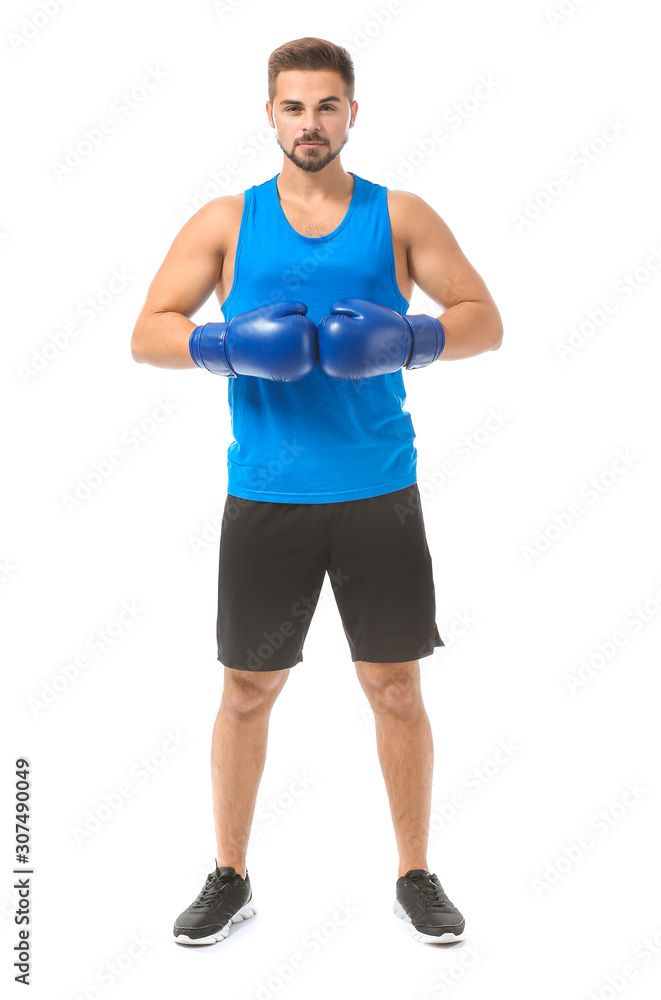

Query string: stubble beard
[277,132,349,173]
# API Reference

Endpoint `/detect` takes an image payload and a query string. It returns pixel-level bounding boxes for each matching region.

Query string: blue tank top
[221,171,418,503]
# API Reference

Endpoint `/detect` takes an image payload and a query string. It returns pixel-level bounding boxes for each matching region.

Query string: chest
[278,197,352,238]
[215,188,413,307]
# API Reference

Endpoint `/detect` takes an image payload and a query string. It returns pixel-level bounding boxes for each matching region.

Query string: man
[131,36,502,947]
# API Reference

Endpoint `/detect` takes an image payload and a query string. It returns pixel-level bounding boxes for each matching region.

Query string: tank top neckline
[271,171,359,244]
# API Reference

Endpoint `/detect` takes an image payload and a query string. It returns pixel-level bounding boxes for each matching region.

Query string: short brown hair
[267,37,355,105]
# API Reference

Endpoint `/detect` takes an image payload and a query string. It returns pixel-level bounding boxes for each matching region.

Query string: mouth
[298,142,325,147]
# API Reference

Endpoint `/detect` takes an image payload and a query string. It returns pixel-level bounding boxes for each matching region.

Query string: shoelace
[406,872,454,910]
[190,871,235,909]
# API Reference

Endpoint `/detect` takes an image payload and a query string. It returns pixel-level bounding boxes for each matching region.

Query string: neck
[276,157,353,201]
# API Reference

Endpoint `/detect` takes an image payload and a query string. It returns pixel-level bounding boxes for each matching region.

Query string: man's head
[266,37,357,173]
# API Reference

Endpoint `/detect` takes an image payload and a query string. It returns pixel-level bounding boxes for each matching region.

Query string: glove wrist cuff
[189,323,237,377]
[404,314,445,369]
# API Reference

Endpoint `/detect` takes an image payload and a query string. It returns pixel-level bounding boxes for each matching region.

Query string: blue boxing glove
[317,298,444,380]
[189,301,317,381]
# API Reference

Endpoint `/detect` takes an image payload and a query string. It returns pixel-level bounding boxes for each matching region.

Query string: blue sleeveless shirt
[221,171,418,503]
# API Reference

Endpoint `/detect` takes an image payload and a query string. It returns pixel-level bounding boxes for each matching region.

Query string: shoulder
[195,192,245,222]
[386,188,435,221]
[185,193,245,251]
[386,189,454,248]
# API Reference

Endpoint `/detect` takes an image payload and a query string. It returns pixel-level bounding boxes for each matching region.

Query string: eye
[284,105,336,112]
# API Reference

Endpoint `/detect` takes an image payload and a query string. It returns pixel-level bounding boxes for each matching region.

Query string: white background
[2,0,661,997]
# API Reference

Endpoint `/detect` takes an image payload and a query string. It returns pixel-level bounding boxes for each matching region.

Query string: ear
[265,101,274,128]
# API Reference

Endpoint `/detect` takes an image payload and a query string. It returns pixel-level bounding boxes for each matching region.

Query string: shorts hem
[217,652,302,672]
[351,635,444,663]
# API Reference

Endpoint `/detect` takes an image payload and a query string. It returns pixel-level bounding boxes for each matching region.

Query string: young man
[131,36,502,946]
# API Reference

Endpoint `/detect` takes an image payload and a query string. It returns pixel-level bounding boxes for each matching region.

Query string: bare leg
[211,666,290,879]
[354,660,433,878]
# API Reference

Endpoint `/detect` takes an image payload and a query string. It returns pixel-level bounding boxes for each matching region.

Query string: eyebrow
[278,95,342,106]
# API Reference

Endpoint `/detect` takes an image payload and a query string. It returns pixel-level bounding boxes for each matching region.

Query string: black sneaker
[173,861,256,945]
[394,869,465,943]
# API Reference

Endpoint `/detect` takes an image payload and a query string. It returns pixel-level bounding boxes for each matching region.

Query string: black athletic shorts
[216,483,444,671]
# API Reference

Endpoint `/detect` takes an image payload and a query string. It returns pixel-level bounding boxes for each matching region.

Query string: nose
[302,114,321,135]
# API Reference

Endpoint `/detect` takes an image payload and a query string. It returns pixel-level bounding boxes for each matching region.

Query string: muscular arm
[130,199,231,369]
[392,192,503,360]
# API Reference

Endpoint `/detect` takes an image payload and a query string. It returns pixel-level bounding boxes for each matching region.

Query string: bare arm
[394,192,503,360]
[130,199,231,369]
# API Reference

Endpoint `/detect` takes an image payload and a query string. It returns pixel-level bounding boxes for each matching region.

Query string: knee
[222,667,289,715]
[376,680,420,718]
[359,665,421,718]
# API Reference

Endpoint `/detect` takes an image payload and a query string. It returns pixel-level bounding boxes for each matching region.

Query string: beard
[276,132,349,173]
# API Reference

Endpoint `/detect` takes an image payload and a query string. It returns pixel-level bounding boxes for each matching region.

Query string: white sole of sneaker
[173,900,257,945]
[393,899,465,943]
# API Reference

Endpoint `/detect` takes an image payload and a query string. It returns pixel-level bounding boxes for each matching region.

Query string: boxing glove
[317,298,444,380]
[189,301,318,381]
